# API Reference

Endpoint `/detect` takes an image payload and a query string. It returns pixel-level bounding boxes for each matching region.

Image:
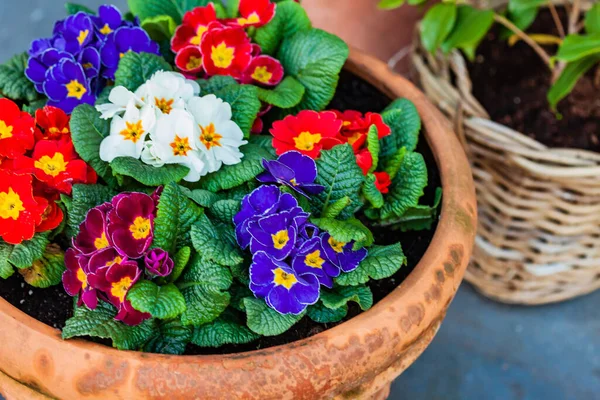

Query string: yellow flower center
[109,256,123,267]
[0,188,25,220]
[48,127,69,135]
[155,97,174,114]
[76,267,88,290]
[347,132,363,146]
[82,62,93,69]
[66,80,87,100]
[238,12,261,26]
[271,229,290,250]
[100,24,113,35]
[0,120,13,139]
[94,233,109,250]
[328,236,346,253]
[199,123,223,150]
[304,250,325,269]
[251,66,273,84]
[77,29,89,45]
[273,268,297,290]
[119,50,132,59]
[170,135,192,156]
[34,152,69,177]
[211,42,235,69]
[186,55,203,71]
[294,131,322,151]
[111,277,133,303]
[119,120,145,143]
[129,216,151,240]
[190,25,208,46]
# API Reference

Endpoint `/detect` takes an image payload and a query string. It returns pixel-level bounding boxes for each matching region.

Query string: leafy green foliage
[63,301,155,350]
[65,184,115,239]
[382,187,442,231]
[128,281,186,320]
[254,1,312,55]
[197,75,238,94]
[110,157,190,187]
[208,200,241,224]
[322,196,351,219]
[7,233,49,269]
[143,318,192,355]
[381,151,428,220]
[192,310,259,347]
[70,104,117,186]
[114,52,172,92]
[366,125,380,174]
[307,301,347,323]
[183,188,222,208]
[311,218,374,249]
[65,3,95,15]
[256,76,305,109]
[311,144,364,219]
[141,15,177,42]
[244,297,303,336]
[501,7,537,40]
[585,3,600,34]
[363,174,384,209]
[277,29,348,112]
[198,144,272,192]
[178,255,233,327]
[377,0,405,9]
[556,34,600,63]
[336,244,406,286]
[420,3,457,52]
[0,52,39,102]
[214,84,261,138]
[169,246,191,283]
[0,242,15,279]
[320,285,373,311]
[127,0,216,24]
[441,6,495,60]
[548,55,600,110]
[379,98,421,170]
[18,245,65,288]
[507,0,547,13]
[190,215,244,266]
[153,183,204,253]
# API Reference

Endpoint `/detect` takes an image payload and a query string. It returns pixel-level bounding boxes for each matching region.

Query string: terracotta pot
[302,0,425,75]
[0,49,476,400]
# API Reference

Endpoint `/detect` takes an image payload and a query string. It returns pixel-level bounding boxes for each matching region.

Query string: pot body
[0,49,476,400]
[302,0,425,75]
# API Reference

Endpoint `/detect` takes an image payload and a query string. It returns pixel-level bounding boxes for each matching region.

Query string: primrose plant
[380,0,600,110]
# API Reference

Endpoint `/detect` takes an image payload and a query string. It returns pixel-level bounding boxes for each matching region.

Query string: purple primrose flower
[92,5,126,37]
[321,233,368,273]
[292,236,339,288]
[107,192,156,259]
[257,151,324,198]
[72,205,111,256]
[44,58,95,113]
[54,12,96,54]
[100,26,160,79]
[63,248,99,309]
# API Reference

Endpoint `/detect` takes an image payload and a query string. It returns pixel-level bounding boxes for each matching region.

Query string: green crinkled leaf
[143,318,192,355]
[307,301,347,323]
[381,151,428,220]
[141,15,177,42]
[192,310,259,347]
[198,144,271,192]
[128,281,186,320]
[178,255,233,327]
[254,1,312,55]
[548,55,600,110]
[311,144,364,219]
[244,297,304,336]
[197,75,238,94]
[226,0,240,18]
[190,215,244,266]
[0,242,14,279]
[182,187,221,208]
[336,244,407,286]
[18,245,65,288]
[66,184,116,239]
[384,147,407,181]
[23,98,47,114]
[256,76,305,109]
[8,233,50,269]
[384,187,442,232]
[114,52,172,92]
[363,174,384,209]
[379,98,421,168]
[277,29,348,112]
[70,104,117,186]
[208,200,241,224]
[110,157,190,187]
[229,261,250,286]
[311,217,374,249]
[128,0,214,23]
[214,84,261,138]
[366,124,379,174]
[320,285,373,311]
[322,196,351,219]
[169,246,191,283]
[229,282,252,309]
[0,52,40,102]
[248,134,277,158]
[153,182,204,253]
[441,5,495,60]
[62,301,155,350]
[65,3,95,15]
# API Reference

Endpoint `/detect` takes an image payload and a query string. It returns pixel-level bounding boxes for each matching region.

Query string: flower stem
[493,13,552,67]
[548,1,566,38]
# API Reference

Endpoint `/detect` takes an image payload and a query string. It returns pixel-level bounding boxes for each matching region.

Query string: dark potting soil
[468,9,600,152]
[0,71,440,355]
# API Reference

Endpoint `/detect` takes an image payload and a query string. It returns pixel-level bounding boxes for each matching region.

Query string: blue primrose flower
[292,236,340,288]
[92,5,128,37]
[44,58,95,114]
[100,27,160,79]
[257,151,325,198]
[234,185,299,249]
[54,12,96,54]
[26,49,73,93]
[250,251,320,315]
[321,233,368,273]
[248,207,309,261]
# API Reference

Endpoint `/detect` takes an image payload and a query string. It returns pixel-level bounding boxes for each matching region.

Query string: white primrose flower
[145,71,200,116]
[149,109,206,182]
[95,85,150,120]
[186,94,247,174]
[99,100,156,163]
[140,141,165,168]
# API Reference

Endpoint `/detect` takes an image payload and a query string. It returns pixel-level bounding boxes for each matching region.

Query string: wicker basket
[411,5,600,305]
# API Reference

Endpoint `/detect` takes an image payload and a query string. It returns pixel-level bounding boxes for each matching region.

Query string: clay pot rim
[0,48,476,381]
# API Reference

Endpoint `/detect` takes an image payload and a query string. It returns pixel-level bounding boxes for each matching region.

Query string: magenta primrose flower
[107,192,156,259]
[144,248,174,277]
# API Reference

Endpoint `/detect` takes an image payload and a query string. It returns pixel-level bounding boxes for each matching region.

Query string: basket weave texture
[411,9,600,304]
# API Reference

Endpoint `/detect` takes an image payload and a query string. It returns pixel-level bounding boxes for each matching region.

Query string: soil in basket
[0,71,440,354]
[468,9,600,152]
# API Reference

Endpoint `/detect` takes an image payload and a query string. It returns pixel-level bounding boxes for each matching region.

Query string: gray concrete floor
[0,1,598,399]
